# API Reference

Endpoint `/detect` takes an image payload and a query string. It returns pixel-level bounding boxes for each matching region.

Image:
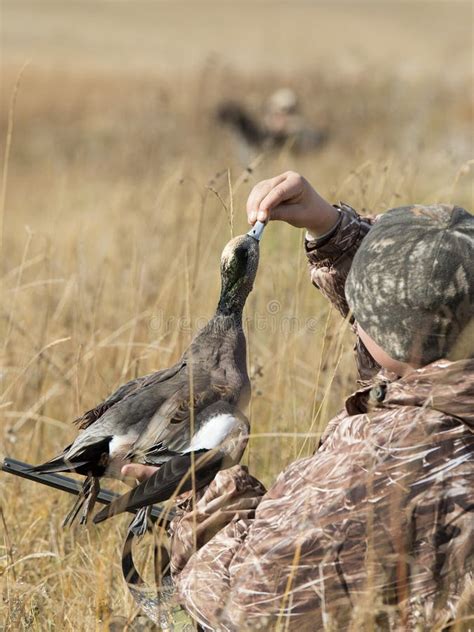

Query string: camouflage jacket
[169,204,474,631]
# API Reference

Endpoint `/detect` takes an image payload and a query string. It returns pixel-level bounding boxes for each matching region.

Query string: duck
[31,226,263,528]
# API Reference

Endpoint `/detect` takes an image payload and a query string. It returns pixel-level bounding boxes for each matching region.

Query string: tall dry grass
[1,2,473,629]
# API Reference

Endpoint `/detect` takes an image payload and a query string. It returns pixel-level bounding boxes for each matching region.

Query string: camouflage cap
[345,204,474,365]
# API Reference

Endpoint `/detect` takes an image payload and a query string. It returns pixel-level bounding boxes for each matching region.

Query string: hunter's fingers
[121,463,159,483]
[246,173,291,224]
[247,171,304,224]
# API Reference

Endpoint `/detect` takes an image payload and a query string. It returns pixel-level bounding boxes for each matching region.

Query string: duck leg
[79,476,100,525]
[63,475,99,527]
[128,505,152,537]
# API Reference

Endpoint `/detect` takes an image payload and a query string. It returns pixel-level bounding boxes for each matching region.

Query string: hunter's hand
[121,463,159,483]
[246,171,339,235]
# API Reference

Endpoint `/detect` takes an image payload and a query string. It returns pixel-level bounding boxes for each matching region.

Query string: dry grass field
[1,1,473,629]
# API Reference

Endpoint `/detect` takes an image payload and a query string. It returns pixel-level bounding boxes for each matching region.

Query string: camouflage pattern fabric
[305,203,381,383]
[345,204,474,365]
[167,204,474,631]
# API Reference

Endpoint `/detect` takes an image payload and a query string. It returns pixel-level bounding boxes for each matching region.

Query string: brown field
[1,1,473,629]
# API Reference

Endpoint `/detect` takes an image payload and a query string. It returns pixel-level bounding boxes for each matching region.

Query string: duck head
[217,234,259,317]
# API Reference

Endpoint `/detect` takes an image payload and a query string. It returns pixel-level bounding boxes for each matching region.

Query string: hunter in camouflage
[167,198,473,630]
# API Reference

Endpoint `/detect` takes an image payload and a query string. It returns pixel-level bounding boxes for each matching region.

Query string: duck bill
[247,220,266,242]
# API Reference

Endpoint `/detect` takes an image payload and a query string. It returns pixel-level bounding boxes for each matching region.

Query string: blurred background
[1,1,472,629]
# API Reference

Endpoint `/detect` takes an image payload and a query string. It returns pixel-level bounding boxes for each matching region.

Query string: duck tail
[28,454,81,474]
[30,436,114,476]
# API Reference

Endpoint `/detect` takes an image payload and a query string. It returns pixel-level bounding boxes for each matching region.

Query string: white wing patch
[109,433,137,457]
[106,433,138,478]
[185,413,237,452]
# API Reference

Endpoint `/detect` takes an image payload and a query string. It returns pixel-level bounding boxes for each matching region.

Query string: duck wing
[93,449,224,524]
[74,362,184,430]
[140,397,249,465]
[32,361,187,475]
[93,402,250,525]
[125,318,249,461]
[127,369,241,464]
[33,359,237,475]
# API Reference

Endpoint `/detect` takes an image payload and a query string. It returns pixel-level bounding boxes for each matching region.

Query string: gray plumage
[32,234,259,526]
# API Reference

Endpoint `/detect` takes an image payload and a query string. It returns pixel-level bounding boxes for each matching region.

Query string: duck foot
[129,506,152,537]
[63,476,99,527]
[79,476,100,525]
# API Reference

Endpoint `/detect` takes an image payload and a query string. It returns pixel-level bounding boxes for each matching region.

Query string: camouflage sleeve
[306,203,380,382]
[169,465,266,577]
[304,202,373,318]
[172,389,473,631]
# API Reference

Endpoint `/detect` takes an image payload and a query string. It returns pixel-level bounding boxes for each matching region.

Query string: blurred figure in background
[216,88,327,160]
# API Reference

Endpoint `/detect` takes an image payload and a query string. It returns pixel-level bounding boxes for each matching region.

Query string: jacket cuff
[305,206,342,243]
[305,202,371,264]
